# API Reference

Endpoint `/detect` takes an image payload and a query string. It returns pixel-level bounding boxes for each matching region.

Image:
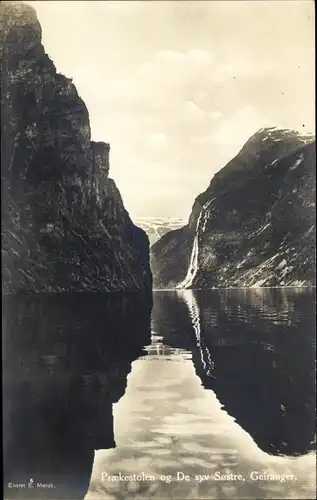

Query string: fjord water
[3,289,316,500]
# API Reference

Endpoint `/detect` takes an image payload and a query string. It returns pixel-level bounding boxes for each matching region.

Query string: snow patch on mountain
[135,217,186,245]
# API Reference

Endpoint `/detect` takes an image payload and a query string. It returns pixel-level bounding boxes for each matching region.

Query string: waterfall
[178,290,215,378]
[177,198,215,289]
[177,211,203,289]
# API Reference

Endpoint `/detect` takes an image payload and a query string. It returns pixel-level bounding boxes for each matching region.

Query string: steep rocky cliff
[152,128,316,288]
[1,1,152,293]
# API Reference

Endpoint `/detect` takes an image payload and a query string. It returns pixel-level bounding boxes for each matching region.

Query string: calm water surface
[3,288,316,499]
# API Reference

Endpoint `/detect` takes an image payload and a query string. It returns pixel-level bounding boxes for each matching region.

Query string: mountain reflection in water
[156,288,316,457]
[2,288,316,500]
[3,293,152,499]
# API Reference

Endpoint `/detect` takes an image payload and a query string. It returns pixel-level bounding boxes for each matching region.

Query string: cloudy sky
[27,0,315,219]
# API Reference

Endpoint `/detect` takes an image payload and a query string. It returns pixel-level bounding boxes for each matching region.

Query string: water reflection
[2,288,315,500]
[3,293,152,499]
[87,288,315,500]
[153,289,316,457]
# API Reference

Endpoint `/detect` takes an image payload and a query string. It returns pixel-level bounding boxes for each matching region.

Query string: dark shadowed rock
[3,292,152,499]
[1,1,152,293]
[152,128,315,288]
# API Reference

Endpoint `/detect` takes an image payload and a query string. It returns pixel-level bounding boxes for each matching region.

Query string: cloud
[148,133,168,147]
[183,101,206,121]
[26,0,314,218]
[214,58,276,83]
[155,49,213,65]
[209,111,223,120]
[196,106,271,150]
[155,50,186,64]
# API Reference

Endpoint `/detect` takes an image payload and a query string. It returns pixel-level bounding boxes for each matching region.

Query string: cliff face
[152,128,316,289]
[1,2,152,293]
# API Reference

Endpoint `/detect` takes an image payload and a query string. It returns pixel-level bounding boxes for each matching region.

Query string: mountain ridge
[134,217,187,246]
[151,128,316,289]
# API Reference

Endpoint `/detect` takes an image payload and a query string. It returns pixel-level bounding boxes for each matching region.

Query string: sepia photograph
[1,1,316,499]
